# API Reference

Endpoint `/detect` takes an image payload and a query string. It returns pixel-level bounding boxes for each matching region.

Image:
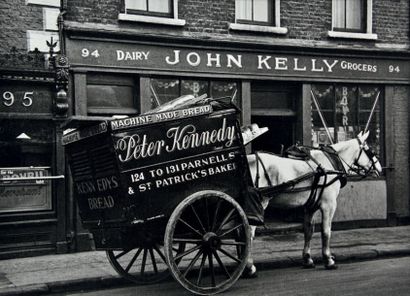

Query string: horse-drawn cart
[62,101,255,295]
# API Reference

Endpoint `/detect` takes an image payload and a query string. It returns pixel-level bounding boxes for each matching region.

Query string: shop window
[311,84,383,170]
[86,74,137,116]
[329,0,377,40]
[149,78,240,110]
[0,120,53,213]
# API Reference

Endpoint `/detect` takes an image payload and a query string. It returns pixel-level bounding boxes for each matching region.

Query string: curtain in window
[254,0,269,23]
[125,0,170,13]
[150,0,171,13]
[346,0,362,30]
[125,0,146,10]
[236,0,252,20]
[236,0,271,23]
[334,0,364,31]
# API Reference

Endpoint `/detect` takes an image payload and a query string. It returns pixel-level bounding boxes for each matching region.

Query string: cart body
[63,104,250,249]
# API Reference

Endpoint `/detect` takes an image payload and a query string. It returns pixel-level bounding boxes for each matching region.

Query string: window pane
[126,0,147,10]
[181,80,208,97]
[346,0,362,30]
[312,85,334,110]
[335,86,357,141]
[211,81,240,107]
[334,0,346,28]
[253,0,269,22]
[236,0,252,20]
[149,0,171,13]
[150,78,180,108]
[358,86,382,156]
[87,85,135,113]
[0,120,53,167]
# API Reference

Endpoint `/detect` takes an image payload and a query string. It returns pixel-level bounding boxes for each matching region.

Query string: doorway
[250,81,302,221]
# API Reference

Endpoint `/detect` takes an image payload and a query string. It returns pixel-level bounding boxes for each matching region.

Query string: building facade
[0,0,69,258]
[1,0,409,256]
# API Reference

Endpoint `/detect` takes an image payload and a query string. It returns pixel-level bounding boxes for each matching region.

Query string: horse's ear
[358,130,370,143]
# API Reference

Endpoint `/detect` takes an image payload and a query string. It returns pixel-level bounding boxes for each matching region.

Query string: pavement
[0,224,410,296]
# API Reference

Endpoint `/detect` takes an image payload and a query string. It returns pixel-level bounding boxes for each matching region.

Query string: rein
[340,138,380,177]
[253,148,347,211]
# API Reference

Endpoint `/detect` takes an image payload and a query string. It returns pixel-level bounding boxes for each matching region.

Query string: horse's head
[353,131,383,177]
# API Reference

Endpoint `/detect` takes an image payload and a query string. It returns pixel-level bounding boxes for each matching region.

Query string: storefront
[64,29,410,247]
[0,65,68,258]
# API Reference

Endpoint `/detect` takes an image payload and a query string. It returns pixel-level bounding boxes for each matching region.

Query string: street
[54,256,410,296]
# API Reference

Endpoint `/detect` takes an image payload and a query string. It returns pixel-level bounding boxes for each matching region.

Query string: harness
[253,145,348,212]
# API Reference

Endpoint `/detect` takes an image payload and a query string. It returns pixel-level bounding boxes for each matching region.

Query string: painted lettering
[207,53,221,67]
[257,55,272,69]
[165,50,180,65]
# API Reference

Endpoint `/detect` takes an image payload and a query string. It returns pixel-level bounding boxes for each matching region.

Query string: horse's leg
[242,225,258,278]
[302,209,316,268]
[320,197,338,270]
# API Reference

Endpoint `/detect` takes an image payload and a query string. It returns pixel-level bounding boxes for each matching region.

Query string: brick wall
[64,0,410,46]
[392,86,410,217]
[0,0,43,53]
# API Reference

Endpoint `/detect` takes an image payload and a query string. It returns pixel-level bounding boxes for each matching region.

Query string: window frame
[332,0,367,33]
[149,77,241,111]
[329,0,377,40]
[119,0,185,26]
[230,0,287,34]
[235,0,275,26]
[124,0,173,18]
[311,84,385,174]
[86,74,138,116]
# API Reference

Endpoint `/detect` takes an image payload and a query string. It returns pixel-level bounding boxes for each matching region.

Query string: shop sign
[66,38,410,83]
[0,167,52,213]
[0,83,53,114]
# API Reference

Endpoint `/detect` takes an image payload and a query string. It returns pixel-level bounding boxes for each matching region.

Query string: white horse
[244,131,382,276]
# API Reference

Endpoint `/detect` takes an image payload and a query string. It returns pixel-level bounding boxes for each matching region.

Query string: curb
[1,247,410,296]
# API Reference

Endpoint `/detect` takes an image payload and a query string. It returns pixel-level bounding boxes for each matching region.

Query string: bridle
[346,137,381,177]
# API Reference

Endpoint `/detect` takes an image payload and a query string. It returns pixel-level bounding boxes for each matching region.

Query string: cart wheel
[106,241,185,285]
[164,190,250,295]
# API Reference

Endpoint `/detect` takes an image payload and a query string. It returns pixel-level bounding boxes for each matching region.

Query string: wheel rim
[164,190,250,295]
[107,240,184,285]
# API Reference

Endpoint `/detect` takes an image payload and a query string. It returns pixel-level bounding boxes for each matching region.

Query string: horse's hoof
[241,265,258,279]
[325,264,338,270]
[302,262,315,269]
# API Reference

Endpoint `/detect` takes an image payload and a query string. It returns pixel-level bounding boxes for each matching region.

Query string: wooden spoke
[149,248,158,274]
[153,245,167,263]
[213,249,231,279]
[183,249,203,277]
[215,208,236,234]
[190,204,206,234]
[219,223,243,238]
[220,240,246,246]
[125,248,143,273]
[204,197,210,231]
[196,252,207,286]
[211,199,223,232]
[174,244,202,261]
[217,248,241,263]
[140,248,148,276]
[114,249,131,260]
[178,218,203,237]
[208,252,216,287]
[172,238,202,244]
